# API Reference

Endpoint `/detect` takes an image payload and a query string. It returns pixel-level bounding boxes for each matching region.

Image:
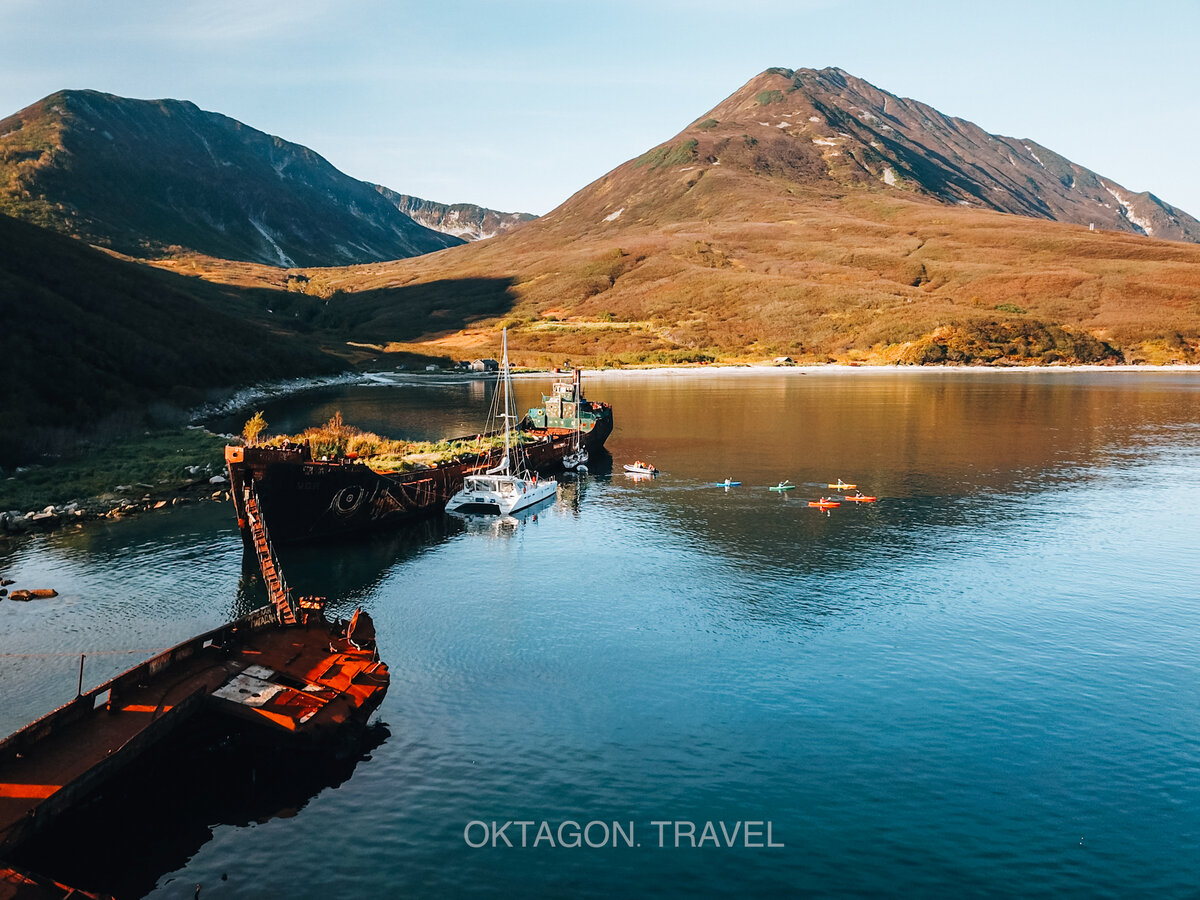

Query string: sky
[2,0,1198,218]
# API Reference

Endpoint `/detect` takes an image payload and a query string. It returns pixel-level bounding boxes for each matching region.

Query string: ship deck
[0,614,386,857]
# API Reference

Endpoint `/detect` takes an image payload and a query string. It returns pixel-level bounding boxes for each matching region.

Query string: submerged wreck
[226,368,613,544]
[0,482,388,897]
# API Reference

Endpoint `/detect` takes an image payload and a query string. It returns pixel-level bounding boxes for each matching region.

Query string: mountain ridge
[0,89,464,267]
[540,67,1199,243]
[373,186,536,241]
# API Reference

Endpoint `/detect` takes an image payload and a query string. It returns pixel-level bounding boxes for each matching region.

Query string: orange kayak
[828,481,856,490]
[844,494,877,503]
[808,500,841,509]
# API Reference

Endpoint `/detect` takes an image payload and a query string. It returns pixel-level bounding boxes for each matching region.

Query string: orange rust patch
[0,783,60,798]
[248,709,300,731]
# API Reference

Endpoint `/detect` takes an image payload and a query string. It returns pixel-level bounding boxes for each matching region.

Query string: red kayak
[808,499,841,509]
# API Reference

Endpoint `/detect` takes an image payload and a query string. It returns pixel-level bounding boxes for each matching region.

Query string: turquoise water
[3,370,1199,897]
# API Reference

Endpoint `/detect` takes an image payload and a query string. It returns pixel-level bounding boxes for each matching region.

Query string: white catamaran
[445,329,558,516]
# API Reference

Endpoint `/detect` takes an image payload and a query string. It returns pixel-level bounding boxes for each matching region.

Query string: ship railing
[0,612,277,767]
[0,610,282,850]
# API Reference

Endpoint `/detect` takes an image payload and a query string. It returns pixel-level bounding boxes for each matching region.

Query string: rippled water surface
[3,370,1200,897]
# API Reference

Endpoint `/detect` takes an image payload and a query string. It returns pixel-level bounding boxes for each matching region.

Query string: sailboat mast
[501,327,512,468]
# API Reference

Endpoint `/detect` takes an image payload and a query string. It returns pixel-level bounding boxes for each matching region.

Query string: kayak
[713,480,742,487]
[769,481,795,492]
[828,480,857,490]
[844,494,877,503]
[808,499,841,508]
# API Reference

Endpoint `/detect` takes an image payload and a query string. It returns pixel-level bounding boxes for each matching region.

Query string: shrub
[242,411,268,446]
[633,139,699,169]
[756,90,784,106]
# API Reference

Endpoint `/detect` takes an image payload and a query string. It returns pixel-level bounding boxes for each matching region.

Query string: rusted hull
[0,610,388,861]
[227,416,612,545]
[0,863,110,899]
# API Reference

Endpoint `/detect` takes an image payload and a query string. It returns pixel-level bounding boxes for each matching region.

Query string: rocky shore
[0,475,232,540]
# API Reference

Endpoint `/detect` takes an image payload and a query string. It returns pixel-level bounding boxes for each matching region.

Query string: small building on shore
[470,359,499,372]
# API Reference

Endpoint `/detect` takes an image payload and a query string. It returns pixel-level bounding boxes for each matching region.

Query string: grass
[259,412,525,473]
[0,428,229,512]
[633,140,699,169]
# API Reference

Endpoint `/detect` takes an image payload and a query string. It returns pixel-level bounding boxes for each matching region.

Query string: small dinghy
[623,461,659,475]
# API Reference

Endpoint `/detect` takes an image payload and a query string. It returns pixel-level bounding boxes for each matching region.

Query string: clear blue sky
[2,0,1197,218]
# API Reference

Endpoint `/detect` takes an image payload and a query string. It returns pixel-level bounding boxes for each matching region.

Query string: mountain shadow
[0,212,343,468]
[312,276,519,343]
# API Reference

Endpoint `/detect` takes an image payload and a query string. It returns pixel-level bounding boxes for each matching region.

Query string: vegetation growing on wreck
[258,411,524,472]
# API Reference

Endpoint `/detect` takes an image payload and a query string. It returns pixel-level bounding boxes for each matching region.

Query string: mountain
[0,212,343,467]
[0,90,464,267]
[546,66,1200,243]
[374,187,536,240]
[275,67,1200,367]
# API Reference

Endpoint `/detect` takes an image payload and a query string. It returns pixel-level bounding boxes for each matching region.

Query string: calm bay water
[3,370,1199,897]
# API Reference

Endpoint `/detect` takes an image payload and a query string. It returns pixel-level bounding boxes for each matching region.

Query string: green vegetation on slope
[634,140,699,169]
[0,428,228,511]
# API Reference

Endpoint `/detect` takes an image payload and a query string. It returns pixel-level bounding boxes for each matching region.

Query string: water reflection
[451,493,557,538]
[259,515,461,616]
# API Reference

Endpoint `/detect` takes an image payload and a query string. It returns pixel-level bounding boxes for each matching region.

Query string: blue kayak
[713,480,742,487]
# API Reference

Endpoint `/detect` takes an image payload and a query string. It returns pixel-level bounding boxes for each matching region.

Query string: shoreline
[563,362,1200,377]
[227,361,1200,395]
[1,429,233,546]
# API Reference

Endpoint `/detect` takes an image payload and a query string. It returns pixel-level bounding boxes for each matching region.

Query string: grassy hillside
[184,186,1196,368]
[0,213,344,468]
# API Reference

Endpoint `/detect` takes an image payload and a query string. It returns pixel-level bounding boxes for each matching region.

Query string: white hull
[446,474,557,515]
[445,328,558,518]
